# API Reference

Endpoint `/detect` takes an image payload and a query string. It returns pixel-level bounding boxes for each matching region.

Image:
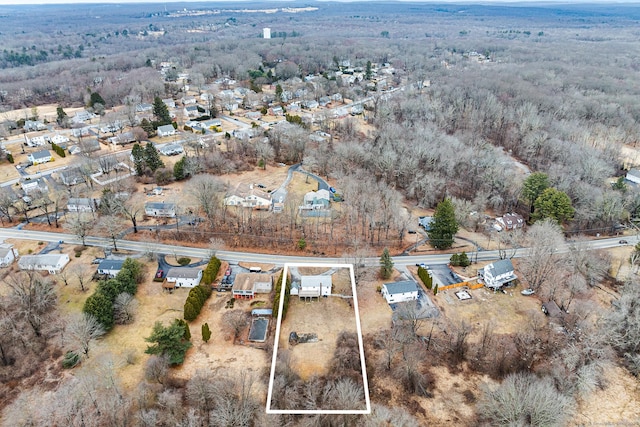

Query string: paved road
[0,228,633,267]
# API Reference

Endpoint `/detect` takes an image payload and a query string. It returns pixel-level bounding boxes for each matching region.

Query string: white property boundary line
[266,263,371,415]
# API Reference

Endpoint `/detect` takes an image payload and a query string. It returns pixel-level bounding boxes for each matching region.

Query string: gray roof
[30,150,51,160]
[300,275,332,288]
[384,281,418,295]
[167,267,202,279]
[628,169,640,178]
[98,259,125,271]
[145,202,176,210]
[18,254,67,268]
[157,124,175,133]
[68,198,93,207]
[0,247,13,258]
[487,259,514,276]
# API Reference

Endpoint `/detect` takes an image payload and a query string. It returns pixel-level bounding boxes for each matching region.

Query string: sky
[0,0,634,5]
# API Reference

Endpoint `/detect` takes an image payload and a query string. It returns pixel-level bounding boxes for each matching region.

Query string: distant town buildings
[263,27,271,39]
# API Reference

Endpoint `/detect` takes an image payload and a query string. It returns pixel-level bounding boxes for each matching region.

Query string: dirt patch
[297,266,332,276]
[278,290,359,380]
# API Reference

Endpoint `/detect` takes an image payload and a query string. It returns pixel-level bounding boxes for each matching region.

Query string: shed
[542,301,563,318]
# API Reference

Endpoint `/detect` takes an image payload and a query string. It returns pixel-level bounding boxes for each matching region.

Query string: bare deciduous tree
[222,310,249,342]
[113,292,138,325]
[66,313,105,358]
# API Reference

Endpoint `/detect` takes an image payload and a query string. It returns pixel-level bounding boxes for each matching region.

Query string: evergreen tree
[83,292,114,330]
[202,323,211,343]
[144,142,164,172]
[379,247,394,279]
[365,60,372,80]
[175,319,191,340]
[275,84,283,102]
[521,172,550,212]
[153,96,172,125]
[140,118,155,137]
[131,143,145,176]
[173,156,186,180]
[56,106,68,126]
[428,198,459,250]
[184,300,198,322]
[89,92,105,108]
[145,321,192,365]
[532,188,574,224]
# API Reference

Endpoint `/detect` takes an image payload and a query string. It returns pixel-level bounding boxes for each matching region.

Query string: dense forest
[1,1,640,426]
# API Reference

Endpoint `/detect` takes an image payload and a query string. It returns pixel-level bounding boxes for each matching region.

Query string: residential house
[183,105,200,118]
[381,281,419,304]
[97,259,125,278]
[24,120,46,131]
[232,273,273,299]
[224,184,271,210]
[27,150,53,165]
[331,93,343,102]
[162,98,176,108]
[302,100,319,109]
[99,123,123,134]
[59,168,84,186]
[157,124,176,138]
[479,259,517,290]
[270,106,284,116]
[109,132,135,146]
[200,118,222,129]
[299,275,332,298]
[626,169,640,184]
[21,177,48,195]
[135,103,153,113]
[495,213,525,231]
[18,254,70,274]
[286,103,301,113]
[27,135,48,146]
[51,134,70,144]
[144,202,176,217]
[182,96,197,105]
[158,144,183,156]
[72,110,95,123]
[72,126,92,137]
[301,189,331,210]
[0,244,17,267]
[70,138,101,154]
[67,198,99,213]
[165,267,203,288]
[318,96,331,107]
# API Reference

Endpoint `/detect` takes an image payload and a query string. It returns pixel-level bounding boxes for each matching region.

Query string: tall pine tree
[428,198,459,250]
[379,247,394,279]
[144,142,164,172]
[153,96,172,126]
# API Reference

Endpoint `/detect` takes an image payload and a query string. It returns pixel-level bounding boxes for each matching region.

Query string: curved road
[0,228,633,267]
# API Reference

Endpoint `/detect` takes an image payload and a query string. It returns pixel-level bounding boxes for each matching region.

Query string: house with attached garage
[301,189,331,210]
[224,184,271,210]
[495,213,525,231]
[144,201,176,217]
[478,259,517,290]
[97,259,125,278]
[24,120,47,131]
[381,281,419,304]
[21,177,48,195]
[232,272,273,299]
[27,150,53,165]
[299,275,332,298]
[18,253,70,274]
[159,143,183,156]
[165,267,203,288]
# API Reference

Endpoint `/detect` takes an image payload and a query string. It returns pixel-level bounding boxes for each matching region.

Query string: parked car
[521,288,535,296]
[415,263,428,269]
[155,269,164,279]
[619,240,629,245]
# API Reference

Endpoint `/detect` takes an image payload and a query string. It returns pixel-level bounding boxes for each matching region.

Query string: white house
[224,184,271,210]
[0,244,17,267]
[232,273,273,299]
[27,135,48,146]
[162,98,176,108]
[51,134,70,144]
[157,124,176,137]
[21,177,48,195]
[97,259,125,278]
[299,275,332,298]
[18,254,70,274]
[381,281,419,304]
[158,143,183,156]
[67,198,99,213]
[626,169,640,184]
[495,213,525,231]
[165,267,203,288]
[24,120,46,131]
[302,189,331,210]
[144,202,176,217]
[479,259,517,289]
[27,150,53,165]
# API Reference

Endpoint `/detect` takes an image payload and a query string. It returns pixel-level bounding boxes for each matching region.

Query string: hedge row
[183,284,212,321]
[202,256,221,286]
[417,266,433,290]
[51,142,66,158]
[272,271,291,321]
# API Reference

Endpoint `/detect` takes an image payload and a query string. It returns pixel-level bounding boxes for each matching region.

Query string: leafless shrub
[113,292,138,325]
